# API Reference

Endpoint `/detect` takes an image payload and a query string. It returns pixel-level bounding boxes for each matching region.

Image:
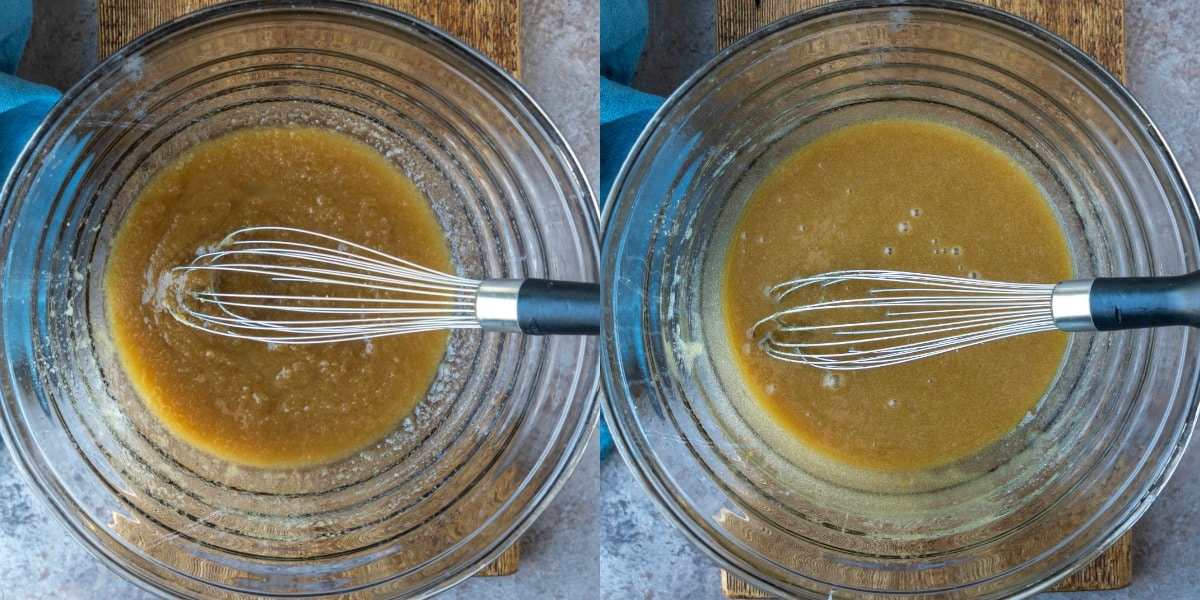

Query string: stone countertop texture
[2,0,599,598]
[601,1,1200,599]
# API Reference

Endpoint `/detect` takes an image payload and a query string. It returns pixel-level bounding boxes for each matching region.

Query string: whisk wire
[225,227,475,280]
[774,309,1054,345]
[183,264,477,301]
[191,294,474,314]
[168,226,484,343]
[190,242,476,291]
[766,320,1059,368]
[756,269,1060,369]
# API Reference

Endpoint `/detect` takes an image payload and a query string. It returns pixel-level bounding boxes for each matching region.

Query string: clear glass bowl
[0,1,598,598]
[602,1,1199,597]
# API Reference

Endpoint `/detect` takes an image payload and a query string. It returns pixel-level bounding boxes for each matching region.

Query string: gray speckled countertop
[2,0,598,598]
[602,1,1200,599]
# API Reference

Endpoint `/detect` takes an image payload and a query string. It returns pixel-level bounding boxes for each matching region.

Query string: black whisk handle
[1089,271,1200,330]
[516,279,601,336]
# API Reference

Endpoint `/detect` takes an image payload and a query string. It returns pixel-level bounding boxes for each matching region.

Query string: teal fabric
[0,0,60,182]
[600,0,647,85]
[600,0,664,459]
[599,78,661,201]
[0,0,33,74]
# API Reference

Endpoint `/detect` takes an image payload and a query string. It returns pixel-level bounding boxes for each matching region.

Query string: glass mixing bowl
[602,1,1199,597]
[0,1,598,597]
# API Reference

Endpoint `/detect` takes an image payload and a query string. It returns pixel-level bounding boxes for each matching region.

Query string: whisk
[755,269,1200,370]
[168,226,599,343]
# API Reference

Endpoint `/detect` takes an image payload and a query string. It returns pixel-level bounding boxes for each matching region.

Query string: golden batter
[722,120,1072,472]
[105,127,452,468]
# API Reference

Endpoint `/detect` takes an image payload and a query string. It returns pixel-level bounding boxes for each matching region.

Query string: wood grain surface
[716,0,1123,82]
[96,0,522,577]
[97,0,521,77]
[715,0,1131,596]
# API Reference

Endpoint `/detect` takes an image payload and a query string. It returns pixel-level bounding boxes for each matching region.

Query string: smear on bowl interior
[104,127,452,468]
[721,119,1072,473]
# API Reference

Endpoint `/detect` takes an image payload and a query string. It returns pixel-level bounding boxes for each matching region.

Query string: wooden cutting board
[715,0,1131,596]
[95,0,522,578]
[98,0,521,77]
[716,0,1123,81]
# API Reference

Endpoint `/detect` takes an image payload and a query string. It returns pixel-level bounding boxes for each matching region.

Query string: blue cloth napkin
[0,0,61,182]
[600,0,664,460]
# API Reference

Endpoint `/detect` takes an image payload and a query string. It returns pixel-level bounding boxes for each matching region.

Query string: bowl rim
[599,0,1199,597]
